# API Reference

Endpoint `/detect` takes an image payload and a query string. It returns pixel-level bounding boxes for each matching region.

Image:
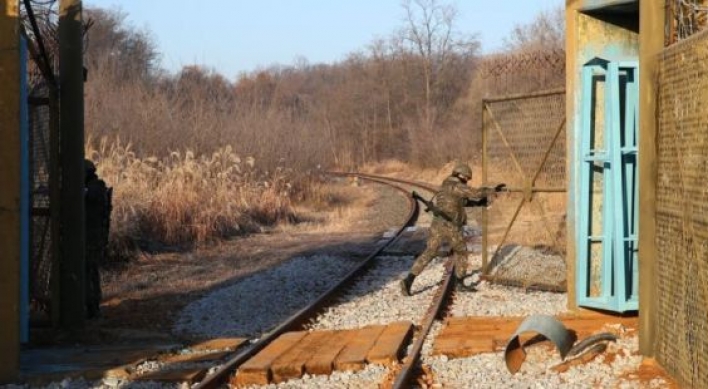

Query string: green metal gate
[577,59,638,312]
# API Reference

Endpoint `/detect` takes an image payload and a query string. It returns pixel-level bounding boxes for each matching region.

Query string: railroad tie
[334,325,387,372]
[366,321,414,365]
[270,330,335,384]
[304,330,356,375]
[234,331,308,386]
[233,322,415,386]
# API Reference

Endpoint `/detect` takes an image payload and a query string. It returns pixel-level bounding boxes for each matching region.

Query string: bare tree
[503,6,565,53]
[84,7,159,81]
[398,0,479,161]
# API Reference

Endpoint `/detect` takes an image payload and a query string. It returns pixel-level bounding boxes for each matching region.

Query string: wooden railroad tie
[233,321,413,387]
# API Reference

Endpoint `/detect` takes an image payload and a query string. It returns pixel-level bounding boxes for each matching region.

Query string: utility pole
[0,0,21,382]
[58,0,85,329]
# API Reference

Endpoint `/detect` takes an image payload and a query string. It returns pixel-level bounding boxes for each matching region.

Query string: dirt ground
[30,180,409,346]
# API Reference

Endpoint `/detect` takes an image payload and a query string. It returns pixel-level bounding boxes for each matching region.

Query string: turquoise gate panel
[577,60,638,312]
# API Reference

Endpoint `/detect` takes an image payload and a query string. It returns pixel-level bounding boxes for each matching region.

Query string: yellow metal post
[58,0,86,329]
[481,102,488,273]
[638,0,664,357]
[564,0,580,310]
[0,0,21,382]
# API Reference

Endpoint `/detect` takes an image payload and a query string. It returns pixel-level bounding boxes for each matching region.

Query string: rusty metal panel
[655,27,708,388]
[504,314,574,374]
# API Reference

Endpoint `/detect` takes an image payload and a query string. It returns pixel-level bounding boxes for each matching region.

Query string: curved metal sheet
[504,314,574,374]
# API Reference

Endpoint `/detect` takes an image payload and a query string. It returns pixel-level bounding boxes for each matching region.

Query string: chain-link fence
[21,0,60,320]
[27,86,55,314]
[475,49,566,97]
[480,89,567,292]
[655,27,708,388]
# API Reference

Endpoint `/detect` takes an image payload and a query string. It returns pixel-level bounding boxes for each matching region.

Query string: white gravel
[13,245,668,389]
[173,255,362,338]
[421,335,668,389]
[451,253,568,318]
[307,255,444,330]
[239,364,389,389]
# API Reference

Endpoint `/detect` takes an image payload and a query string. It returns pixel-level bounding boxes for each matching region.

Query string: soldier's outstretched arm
[452,184,490,202]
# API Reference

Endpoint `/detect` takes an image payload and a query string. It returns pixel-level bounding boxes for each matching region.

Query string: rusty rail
[392,261,455,389]
[194,174,420,389]
[330,172,458,389]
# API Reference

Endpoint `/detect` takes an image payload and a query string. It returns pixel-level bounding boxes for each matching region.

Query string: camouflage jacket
[432,176,492,227]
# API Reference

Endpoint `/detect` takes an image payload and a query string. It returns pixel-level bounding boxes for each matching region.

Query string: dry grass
[86,137,297,258]
[87,140,567,260]
[73,177,402,341]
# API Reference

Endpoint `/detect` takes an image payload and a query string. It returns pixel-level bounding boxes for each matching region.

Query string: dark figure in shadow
[85,159,112,319]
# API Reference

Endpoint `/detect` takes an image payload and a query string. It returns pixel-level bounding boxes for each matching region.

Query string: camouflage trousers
[410,219,470,279]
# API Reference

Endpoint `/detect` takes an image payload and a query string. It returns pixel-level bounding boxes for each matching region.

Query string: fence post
[638,0,664,357]
[481,101,488,274]
[0,0,22,381]
[58,0,86,329]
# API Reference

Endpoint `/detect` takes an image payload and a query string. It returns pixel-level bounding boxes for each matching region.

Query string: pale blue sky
[83,0,563,78]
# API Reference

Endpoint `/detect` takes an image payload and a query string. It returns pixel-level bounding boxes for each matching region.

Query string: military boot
[400,273,416,296]
[454,276,477,292]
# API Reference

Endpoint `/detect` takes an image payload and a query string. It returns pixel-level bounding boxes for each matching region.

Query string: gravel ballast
[11,179,671,388]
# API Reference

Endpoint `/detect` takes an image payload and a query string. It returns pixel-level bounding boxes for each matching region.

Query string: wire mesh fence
[666,0,708,45]
[655,26,708,388]
[21,0,59,319]
[27,87,54,314]
[475,49,566,98]
[480,89,567,292]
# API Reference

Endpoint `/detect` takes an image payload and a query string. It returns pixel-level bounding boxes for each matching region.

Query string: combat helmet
[85,159,97,174]
[452,163,472,180]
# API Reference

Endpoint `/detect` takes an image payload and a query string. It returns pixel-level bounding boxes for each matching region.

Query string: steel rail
[391,261,455,389]
[330,172,459,389]
[330,171,439,193]
[194,175,420,389]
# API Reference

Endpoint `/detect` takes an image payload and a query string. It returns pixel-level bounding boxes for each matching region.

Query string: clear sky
[83,0,563,78]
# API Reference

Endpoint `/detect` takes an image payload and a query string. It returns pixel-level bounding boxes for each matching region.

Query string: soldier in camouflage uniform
[85,159,112,319]
[400,163,496,296]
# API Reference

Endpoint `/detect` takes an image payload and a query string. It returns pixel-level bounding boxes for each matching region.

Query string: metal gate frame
[481,88,567,276]
[576,60,639,313]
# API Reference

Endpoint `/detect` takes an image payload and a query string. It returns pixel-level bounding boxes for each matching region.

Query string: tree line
[84,1,565,172]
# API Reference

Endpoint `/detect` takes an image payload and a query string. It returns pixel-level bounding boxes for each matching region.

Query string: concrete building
[566,1,708,386]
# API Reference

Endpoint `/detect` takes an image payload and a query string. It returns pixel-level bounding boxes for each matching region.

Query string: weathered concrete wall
[565,0,638,310]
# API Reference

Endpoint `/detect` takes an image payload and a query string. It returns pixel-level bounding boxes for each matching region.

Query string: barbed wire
[666,0,708,45]
[477,49,565,79]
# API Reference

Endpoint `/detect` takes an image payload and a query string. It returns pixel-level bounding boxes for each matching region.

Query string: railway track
[24,172,665,388]
[180,172,455,388]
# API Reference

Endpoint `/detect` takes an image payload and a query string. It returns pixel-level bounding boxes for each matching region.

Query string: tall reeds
[87,137,295,257]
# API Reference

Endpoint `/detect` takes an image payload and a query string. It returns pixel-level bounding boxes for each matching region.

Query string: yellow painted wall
[565,0,638,310]
[637,0,663,359]
[0,0,21,382]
